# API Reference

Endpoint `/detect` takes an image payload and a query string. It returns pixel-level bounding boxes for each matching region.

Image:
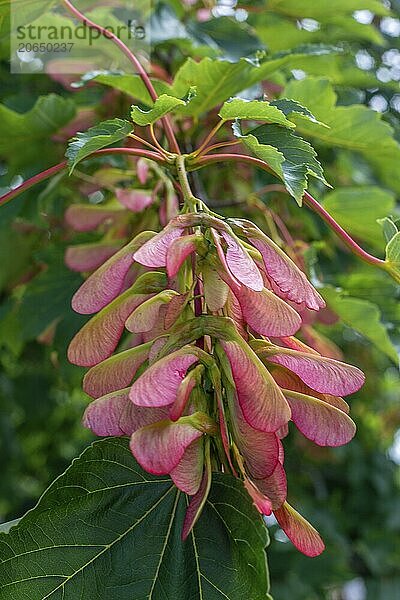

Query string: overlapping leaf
[80,72,171,106]
[284,78,400,194]
[384,232,400,285]
[168,47,339,117]
[233,121,327,204]
[219,98,295,128]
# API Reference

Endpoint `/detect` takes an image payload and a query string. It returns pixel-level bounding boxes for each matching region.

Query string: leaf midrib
[148,489,180,599]
[190,495,249,600]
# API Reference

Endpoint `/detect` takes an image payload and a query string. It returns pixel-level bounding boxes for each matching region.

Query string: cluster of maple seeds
[66,191,364,557]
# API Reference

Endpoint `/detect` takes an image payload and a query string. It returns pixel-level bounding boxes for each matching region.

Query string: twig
[194,152,387,268]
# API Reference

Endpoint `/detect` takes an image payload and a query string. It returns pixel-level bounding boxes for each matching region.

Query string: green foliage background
[0,1,400,598]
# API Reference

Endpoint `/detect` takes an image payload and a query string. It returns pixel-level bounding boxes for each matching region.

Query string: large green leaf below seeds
[283,78,400,195]
[0,437,271,600]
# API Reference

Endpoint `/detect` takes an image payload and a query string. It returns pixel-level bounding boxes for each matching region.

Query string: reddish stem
[0,148,165,207]
[0,162,67,207]
[62,0,180,154]
[149,124,168,155]
[195,152,385,267]
[194,121,225,157]
[194,153,275,175]
[256,183,287,195]
[95,148,164,162]
[128,133,160,153]
[198,140,240,157]
[303,191,385,266]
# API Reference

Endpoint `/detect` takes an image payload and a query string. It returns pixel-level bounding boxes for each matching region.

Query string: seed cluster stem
[175,155,203,212]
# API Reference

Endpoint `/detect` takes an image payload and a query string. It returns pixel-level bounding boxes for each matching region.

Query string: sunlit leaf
[131,90,196,125]
[219,98,295,128]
